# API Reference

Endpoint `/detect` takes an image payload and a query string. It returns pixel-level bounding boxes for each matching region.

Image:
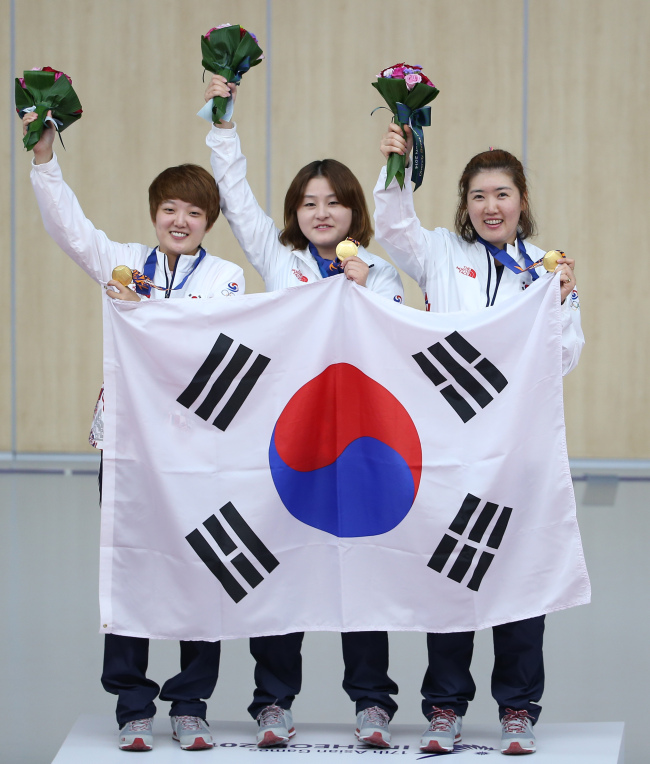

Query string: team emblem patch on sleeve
[221,282,240,296]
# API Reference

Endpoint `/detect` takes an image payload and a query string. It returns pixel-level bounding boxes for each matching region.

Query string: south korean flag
[99,275,589,641]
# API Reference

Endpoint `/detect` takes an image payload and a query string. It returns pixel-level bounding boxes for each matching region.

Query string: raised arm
[373,123,433,291]
[204,75,285,283]
[26,111,143,284]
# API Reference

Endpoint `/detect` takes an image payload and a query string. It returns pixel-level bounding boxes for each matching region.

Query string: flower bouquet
[200,23,264,124]
[15,67,82,151]
[372,64,439,190]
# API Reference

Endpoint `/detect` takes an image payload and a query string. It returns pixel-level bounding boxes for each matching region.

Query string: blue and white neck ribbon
[308,243,344,278]
[135,247,207,296]
[476,236,539,282]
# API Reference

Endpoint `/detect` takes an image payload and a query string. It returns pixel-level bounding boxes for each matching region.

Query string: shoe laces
[362,706,390,728]
[126,718,151,731]
[502,709,532,733]
[427,707,457,732]
[257,705,285,725]
[175,715,202,731]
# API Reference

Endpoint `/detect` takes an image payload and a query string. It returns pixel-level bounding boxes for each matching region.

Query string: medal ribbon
[476,236,539,282]
[308,243,344,277]
[395,102,432,191]
[135,247,207,296]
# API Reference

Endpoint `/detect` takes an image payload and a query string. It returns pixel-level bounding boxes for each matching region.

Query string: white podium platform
[53,715,624,763]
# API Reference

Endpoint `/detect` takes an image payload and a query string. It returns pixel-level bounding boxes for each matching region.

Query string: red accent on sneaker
[182,736,213,750]
[258,730,288,747]
[120,737,152,751]
[420,740,452,753]
[357,731,390,748]
[502,740,535,755]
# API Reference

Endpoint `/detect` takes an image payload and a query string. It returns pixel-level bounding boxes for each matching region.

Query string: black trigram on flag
[186,502,279,603]
[177,333,270,431]
[413,331,507,423]
[428,493,512,591]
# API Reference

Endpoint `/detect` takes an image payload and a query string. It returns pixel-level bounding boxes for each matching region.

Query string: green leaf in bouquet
[371,78,409,114]
[401,81,440,111]
[21,69,56,102]
[386,152,406,191]
[232,31,264,72]
[15,78,35,113]
[201,25,242,75]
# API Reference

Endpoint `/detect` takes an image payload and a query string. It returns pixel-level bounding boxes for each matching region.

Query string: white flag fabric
[99,274,590,641]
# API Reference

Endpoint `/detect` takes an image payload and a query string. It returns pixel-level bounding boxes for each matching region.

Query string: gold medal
[336,239,359,262]
[112,265,133,285]
[542,250,565,272]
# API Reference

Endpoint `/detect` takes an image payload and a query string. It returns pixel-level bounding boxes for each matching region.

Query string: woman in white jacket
[374,122,583,756]
[204,75,404,750]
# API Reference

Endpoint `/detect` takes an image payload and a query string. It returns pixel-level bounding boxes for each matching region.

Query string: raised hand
[23,109,55,164]
[380,122,413,160]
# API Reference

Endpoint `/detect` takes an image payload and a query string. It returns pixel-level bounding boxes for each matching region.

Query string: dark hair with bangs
[148,164,220,229]
[455,149,537,243]
[279,159,373,250]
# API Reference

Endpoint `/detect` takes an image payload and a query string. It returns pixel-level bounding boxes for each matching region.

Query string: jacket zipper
[165,258,179,298]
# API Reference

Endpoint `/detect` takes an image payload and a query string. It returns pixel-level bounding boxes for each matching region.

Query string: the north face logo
[456,265,476,278]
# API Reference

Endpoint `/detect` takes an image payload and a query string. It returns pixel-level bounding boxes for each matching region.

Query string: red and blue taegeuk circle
[269,363,422,537]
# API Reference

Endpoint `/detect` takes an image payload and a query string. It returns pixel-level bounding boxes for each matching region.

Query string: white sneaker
[500,709,536,755]
[171,715,214,750]
[355,706,391,748]
[118,718,154,751]
[256,705,296,747]
[419,707,462,753]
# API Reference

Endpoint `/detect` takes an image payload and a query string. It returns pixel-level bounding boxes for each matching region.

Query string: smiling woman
[23,103,246,753]
[147,163,221,271]
[153,200,210,267]
[465,172,524,249]
[203,74,403,299]
[201,73,405,750]
[373,126,585,755]
[279,160,370,259]
[455,148,536,250]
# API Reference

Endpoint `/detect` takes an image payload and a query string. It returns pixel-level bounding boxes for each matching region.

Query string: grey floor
[1,461,646,763]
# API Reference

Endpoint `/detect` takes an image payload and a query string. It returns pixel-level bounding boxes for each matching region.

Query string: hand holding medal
[546,251,576,301]
[332,238,371,287]
[512,249,576,302]
[105,266,154,302]
[335,238,359,263]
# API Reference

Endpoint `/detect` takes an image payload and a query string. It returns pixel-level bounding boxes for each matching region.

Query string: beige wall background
[2,0,648,458]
